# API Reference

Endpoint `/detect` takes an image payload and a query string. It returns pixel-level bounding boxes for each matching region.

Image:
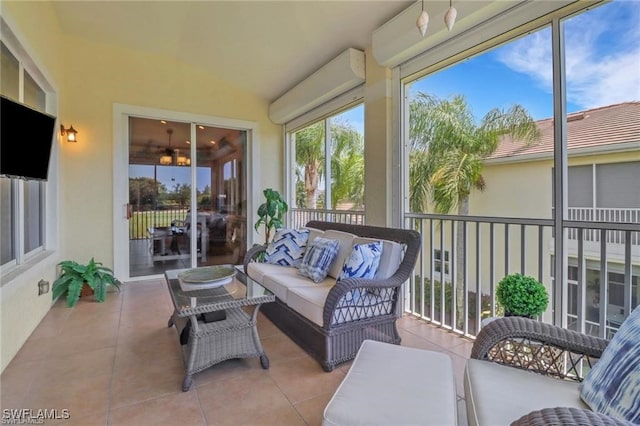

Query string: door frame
[113,103,259,281]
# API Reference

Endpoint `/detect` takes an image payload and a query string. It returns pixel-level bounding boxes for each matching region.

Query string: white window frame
[284,86,365,212]
[0,18,59,283]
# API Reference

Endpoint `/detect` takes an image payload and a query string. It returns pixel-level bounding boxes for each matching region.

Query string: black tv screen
[1,95,56,181]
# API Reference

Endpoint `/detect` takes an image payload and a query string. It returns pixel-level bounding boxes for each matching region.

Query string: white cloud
[495,1,640,109]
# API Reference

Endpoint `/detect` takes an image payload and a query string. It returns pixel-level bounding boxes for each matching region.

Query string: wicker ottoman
[323,340,458,425]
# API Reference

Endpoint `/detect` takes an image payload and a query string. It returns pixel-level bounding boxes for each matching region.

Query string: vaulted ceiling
[50,0,414,103]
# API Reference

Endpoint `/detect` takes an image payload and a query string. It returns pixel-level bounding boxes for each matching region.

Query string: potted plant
[496,273,549,318]
[254,188,288,246]
[52,258,122,307]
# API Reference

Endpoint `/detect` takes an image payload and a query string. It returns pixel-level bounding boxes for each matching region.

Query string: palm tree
[295,122,324,209]
[330,124,364,209]
[294,120,364,210]
[409,92,540,326]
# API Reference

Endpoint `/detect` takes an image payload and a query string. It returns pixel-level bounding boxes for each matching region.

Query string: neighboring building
[467,102,639,335]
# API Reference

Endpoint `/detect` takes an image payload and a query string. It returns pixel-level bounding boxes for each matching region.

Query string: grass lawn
[129,209,187,239]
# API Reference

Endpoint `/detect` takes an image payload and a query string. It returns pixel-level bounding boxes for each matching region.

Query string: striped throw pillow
[579,305,640,423]
[298,237,340,283]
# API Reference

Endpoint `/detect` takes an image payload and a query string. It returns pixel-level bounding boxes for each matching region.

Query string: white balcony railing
[568,208,640,245]
[289,208,365,229]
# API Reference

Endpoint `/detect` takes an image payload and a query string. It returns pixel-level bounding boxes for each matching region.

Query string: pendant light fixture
[416,0,429,36]
[444,0,457,32]
[159,128,173,165]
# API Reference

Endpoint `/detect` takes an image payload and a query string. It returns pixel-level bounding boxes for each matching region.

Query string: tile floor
[1,279,473,426]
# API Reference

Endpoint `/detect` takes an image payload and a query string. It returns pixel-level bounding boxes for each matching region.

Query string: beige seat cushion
[323,340,457,426]
[321,229,356,279]
[304,227,325,244]
[263,271,333,303]
[464,358,588,426]
[247,262,297,284]
[247,263,301,302]
[286,283,334,326]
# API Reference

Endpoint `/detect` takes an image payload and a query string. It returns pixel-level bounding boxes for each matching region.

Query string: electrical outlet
[38,279,50,295]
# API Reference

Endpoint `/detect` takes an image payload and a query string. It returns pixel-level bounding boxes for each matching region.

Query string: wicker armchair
[467,316,633,426]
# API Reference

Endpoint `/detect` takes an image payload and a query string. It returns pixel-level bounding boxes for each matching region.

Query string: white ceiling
[50,0,414,103]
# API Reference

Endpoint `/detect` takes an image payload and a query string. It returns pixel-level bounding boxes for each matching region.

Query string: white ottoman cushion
[323,340,457,426]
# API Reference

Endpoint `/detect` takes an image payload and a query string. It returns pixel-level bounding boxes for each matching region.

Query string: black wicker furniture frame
[243,221,421,372]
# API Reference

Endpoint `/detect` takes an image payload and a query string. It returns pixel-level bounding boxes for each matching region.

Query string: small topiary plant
[496,273,549,318]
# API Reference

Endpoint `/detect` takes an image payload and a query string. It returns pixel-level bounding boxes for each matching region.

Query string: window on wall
[434,249,449,275]
[0,39,51,270]
[566,264,639,337]
[290,103,364,212]
[556,161,640,214]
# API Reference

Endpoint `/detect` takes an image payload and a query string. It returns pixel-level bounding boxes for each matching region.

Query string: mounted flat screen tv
[1,95,56,181]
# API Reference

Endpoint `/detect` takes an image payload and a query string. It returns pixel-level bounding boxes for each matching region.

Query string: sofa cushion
[322,230,357,279]
[298,237,341,283]
[579,306,640,423]
[464,358,586,426]
[247,262,297,285]
[305,227,325,244]
[287,284,334,327]
[264,271,331,303]
[352,237,404,279]
[265,228,309,267]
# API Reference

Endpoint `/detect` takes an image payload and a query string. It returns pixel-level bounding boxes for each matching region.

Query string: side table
[164,267,275,391]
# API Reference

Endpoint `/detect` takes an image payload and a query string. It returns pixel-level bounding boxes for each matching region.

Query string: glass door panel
[195,125,247,267]
[127,117,247,278]
[128,118,193,277]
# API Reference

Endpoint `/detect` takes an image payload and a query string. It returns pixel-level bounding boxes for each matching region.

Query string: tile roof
[489,102,640,160]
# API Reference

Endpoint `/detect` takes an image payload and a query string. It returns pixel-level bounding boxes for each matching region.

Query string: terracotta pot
[80,282,94,297]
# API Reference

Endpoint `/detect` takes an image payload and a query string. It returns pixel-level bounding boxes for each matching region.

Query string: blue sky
[410,0,640,121]
[130,164,212,192]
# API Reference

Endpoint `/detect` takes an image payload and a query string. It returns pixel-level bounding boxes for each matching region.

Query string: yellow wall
[1,1,282,372]
[363,47,393,227]
[472,158,553,219]
[1,0,66,372]
[59,35,282,265]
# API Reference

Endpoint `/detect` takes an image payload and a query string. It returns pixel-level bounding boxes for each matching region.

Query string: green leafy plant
[254,188,288,245]
[496,273,549,318]
[52,258,122,307]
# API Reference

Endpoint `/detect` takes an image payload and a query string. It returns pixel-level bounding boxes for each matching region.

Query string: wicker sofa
[465,316,634,426]
[243,220,421,372]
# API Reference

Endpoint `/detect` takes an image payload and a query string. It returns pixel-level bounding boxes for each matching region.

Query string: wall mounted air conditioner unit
[269,48,365,125]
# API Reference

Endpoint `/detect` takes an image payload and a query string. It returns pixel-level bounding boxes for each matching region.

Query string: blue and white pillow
[265,228,310,267]
[579,305,640,423]
[298,237,340,283]
[338,241,383,302]
[338,242,383,281]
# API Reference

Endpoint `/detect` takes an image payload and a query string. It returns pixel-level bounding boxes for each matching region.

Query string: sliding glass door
[126,117,247,278]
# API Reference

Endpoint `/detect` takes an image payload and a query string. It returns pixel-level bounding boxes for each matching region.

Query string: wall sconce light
[60,124,78,142]
[38,279,50,295]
